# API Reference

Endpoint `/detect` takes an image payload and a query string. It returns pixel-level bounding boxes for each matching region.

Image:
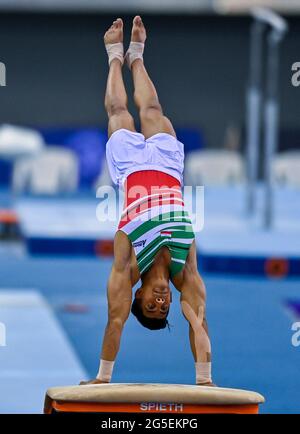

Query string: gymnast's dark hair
[131,298,170,330]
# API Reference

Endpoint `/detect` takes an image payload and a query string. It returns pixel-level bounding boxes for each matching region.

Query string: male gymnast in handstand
[81,16,214,387]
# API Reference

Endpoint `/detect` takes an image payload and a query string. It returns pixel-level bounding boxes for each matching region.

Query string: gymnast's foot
[131,15,147,43]
[80,379,108,385]
[104,18,123,45]
[104,18,124,65]
[125,16,146,69]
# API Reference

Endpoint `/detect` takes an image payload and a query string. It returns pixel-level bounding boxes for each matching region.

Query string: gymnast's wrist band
[195,362,212,384]
[96,359,115,382]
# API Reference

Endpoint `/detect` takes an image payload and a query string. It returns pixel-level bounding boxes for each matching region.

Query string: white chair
[94,159,112,190]
[184,150,245,186]
[273,151,300,188]
[13,147,79,195]
[0,124,44,159]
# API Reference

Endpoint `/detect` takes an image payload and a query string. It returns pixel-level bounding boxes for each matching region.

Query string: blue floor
[15,185,300,260]
[1,244,300,413]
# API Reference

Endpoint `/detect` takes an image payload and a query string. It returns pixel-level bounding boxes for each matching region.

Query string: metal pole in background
[246,8,288,227]
[245,19,264,216]
[263,26,287,229]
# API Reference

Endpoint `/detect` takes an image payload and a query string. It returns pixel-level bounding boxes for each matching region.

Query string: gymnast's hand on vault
[79,379,109,385]
[197,382,217,387]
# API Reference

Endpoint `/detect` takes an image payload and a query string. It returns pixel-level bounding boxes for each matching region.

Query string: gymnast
[81,16,214,387]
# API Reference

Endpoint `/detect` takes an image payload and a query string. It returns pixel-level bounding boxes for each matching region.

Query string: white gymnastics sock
[195,362,212,385]
[105,42,124,66]
[125,42,144,69]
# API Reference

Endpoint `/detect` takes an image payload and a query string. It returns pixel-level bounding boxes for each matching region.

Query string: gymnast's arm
[101,231,133,357]
[171,242,213,385]
[80,231,133,385]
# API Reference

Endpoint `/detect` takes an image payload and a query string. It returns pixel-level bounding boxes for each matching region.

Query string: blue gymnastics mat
[15,185,300,276]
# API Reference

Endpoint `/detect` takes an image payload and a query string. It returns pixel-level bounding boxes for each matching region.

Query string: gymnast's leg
[126,16,176,139]
[104,18,136,137]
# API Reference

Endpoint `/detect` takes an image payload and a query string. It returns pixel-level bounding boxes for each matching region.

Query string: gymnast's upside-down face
[135,284,172,319]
